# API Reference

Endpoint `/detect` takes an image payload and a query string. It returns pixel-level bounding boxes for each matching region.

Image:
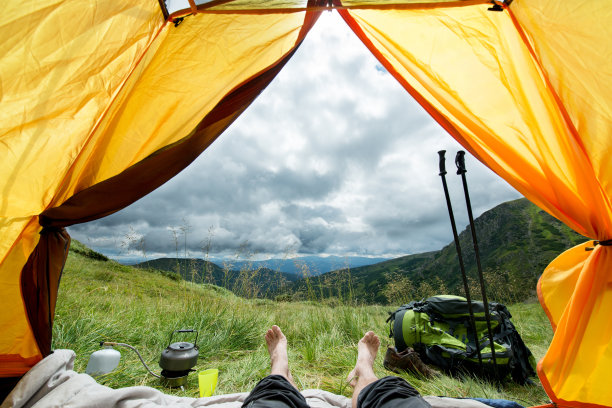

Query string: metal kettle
[158,329,199,387]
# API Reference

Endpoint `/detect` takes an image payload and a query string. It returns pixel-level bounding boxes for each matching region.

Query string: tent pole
[158,0,169,20]
[455,151,499,379]
[437,150,483,373]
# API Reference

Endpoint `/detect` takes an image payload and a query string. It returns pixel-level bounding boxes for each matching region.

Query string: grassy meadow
[52,241,553,406]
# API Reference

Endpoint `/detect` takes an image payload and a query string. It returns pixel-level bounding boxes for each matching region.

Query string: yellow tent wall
[0,0,323,380]
[1,1,611,407]
[337,1,612,406]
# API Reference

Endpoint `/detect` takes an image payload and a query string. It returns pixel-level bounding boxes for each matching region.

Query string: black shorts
[241,375,431,408]
[241,375,308,408]
[357,376,431,408]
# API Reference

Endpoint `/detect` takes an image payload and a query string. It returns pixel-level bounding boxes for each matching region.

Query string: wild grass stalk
[201,226,216,284]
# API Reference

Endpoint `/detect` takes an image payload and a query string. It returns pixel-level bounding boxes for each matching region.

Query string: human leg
[356,376,431,408]
[266,325,298,389]
[241,326,308,408]
[242,375,308,408]
[347,331,381,408]
[348,331,431,408]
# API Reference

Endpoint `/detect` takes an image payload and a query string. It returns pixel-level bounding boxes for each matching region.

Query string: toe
[272,325,283,339]
[347,369,357,387]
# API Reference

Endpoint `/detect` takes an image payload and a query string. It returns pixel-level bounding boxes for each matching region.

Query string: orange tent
[1,1,611,406]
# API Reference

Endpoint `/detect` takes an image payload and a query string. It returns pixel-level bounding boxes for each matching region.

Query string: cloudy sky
[68,12,522,263]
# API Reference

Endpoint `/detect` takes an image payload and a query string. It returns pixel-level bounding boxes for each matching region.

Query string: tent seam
[168,0,489,20]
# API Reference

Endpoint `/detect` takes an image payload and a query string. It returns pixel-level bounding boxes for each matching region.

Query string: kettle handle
[168,329,199,347]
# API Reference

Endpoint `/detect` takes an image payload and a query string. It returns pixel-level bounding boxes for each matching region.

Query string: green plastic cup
[198,369,218,397]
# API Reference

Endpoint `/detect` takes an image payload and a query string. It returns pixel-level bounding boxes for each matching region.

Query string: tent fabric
[20,228,70,362]
[336,2,612,407]
[0,0,323,378]
[0,0,166,376]
[1,1,611,407]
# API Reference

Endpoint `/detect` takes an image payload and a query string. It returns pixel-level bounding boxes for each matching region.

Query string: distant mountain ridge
[211,255,390,276]
[284,198,586,304]
[134,258,298,298]
[135,198,587,304]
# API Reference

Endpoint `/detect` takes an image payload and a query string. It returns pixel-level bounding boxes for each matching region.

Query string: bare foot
[265,325,298,389]
[348,331,380,408]
[347,331,380,386]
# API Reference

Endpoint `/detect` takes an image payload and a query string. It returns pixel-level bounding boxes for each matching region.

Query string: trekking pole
[455,151,498,379]
[437,150,484,373]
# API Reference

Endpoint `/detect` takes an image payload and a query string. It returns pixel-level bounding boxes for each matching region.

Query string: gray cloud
[68,13,521,262]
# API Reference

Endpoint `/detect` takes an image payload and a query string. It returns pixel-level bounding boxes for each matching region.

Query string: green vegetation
[70,239,109,262]
[53,241,554,406]
[134,258,297,298]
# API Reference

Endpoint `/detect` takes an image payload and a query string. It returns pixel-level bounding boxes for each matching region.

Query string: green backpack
[387,295,536,384]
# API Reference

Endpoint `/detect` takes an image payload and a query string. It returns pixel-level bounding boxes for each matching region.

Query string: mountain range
[208,255,390,276]
[135,198,587,304]
[286,198,586,303]
[133,257,299,298]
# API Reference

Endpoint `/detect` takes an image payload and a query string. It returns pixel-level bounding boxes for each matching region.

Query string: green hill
[52,240,553,405]
[133,257,298,298]
[286,198,586,304]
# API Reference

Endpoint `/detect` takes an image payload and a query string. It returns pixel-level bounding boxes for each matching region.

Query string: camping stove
[158,330,199,387]
[88,329,199,388]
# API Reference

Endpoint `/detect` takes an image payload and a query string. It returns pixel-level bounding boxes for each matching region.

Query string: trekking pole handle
[438,150,447,176]
[455,151,466,175]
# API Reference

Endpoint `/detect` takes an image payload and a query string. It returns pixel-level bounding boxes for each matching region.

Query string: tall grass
[52,247,553,406]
